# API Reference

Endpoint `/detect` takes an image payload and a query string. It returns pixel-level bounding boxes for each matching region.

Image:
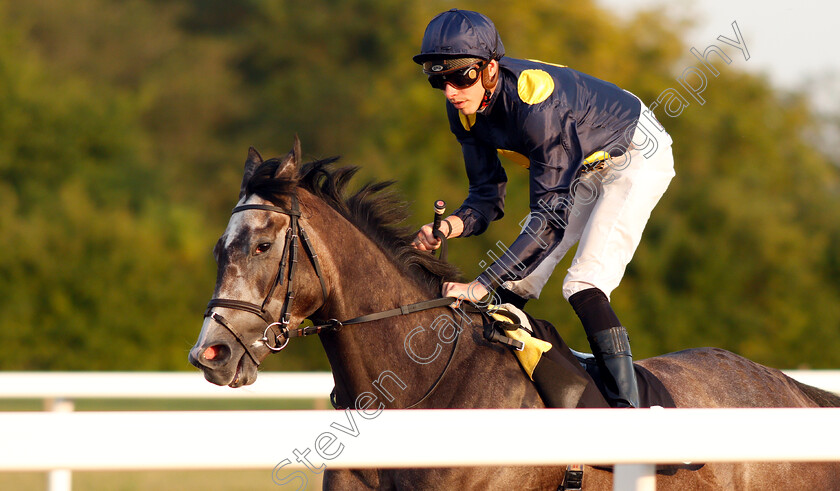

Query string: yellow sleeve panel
[517,69,555,105]
[497,149,530,169]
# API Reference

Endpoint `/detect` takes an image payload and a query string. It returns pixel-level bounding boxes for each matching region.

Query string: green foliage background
[1,0,837,371]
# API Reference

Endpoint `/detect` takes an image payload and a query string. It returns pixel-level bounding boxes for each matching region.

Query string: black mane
[245,156,463,295]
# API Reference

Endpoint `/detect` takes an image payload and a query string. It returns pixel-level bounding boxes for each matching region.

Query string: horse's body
[190,143,840,490]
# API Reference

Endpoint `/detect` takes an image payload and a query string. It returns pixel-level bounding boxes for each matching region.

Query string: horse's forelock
[243,157,300,206]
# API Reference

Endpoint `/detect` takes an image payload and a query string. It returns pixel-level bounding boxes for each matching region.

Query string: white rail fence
[0,371,838,491]
[2,370,836,405]
[0,371,335,491]
[0,371,336,403]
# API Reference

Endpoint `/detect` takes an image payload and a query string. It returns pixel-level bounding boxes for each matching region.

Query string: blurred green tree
[0,0,837,372]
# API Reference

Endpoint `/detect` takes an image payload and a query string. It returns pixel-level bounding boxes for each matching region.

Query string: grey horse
[190,140,840,490]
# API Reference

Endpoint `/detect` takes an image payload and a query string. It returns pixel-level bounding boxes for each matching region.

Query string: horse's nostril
[204,344,229,362]
[204,345,220,360]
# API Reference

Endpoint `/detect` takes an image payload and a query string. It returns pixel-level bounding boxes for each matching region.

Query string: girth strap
[459,302,525,351]
[560,464,584,490]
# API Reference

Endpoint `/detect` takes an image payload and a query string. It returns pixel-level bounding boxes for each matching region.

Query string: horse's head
[189,138,329,387]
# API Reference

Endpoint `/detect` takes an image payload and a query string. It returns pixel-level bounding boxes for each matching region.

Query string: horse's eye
[255,242,272,255]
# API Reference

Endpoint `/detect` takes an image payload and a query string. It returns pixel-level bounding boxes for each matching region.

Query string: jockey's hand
[442,281,489,304]
[412,223,441,251]
[412,216,463,250]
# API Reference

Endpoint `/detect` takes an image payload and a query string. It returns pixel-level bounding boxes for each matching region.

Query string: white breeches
[505,104,675,301]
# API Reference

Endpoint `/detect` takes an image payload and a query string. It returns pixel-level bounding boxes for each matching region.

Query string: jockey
[411,9,675,408]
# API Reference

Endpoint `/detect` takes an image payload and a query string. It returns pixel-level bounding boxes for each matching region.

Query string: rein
[330,310,464,410]
[203,196,460,366]
[204,193,523,409]
[300,297,457,335]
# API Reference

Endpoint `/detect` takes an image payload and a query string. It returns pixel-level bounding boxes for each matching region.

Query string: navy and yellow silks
[446,57,642,290]
[487,304,605,408]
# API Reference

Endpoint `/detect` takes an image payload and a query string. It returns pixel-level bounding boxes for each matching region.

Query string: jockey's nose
[444,83,459,99]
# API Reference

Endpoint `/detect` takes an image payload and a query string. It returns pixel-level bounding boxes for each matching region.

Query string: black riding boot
[587,326,640,408]
[569,288,640,408]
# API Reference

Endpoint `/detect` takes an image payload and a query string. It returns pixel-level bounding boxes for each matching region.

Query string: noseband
[204,195,329,365]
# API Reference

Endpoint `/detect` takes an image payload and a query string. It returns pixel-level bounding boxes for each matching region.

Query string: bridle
[204,195,330,365]
[202,191,524,408]
[203,194,459,367]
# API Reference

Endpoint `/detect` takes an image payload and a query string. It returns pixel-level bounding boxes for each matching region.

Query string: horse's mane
[245,156,463,295]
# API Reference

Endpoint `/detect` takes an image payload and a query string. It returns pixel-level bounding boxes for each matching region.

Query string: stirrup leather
[559,464,584,490]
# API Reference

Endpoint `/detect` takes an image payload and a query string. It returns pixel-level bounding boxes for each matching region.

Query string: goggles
[425,60,488,90]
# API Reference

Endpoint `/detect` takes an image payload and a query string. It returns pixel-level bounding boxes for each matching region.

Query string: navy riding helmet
[413,9,505,65]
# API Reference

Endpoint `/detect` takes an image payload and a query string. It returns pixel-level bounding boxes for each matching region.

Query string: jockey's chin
[445,83,485,116]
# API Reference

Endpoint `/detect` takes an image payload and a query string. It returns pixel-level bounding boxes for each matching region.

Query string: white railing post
[614,463,656,491]
[44,398,75,491]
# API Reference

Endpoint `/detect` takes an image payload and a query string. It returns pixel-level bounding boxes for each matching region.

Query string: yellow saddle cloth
[487,303,553,380]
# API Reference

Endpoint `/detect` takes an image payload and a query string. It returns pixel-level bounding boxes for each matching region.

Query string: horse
[189,139,840,490]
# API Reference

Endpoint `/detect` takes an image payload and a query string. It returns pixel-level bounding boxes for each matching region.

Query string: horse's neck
[311,216,430,323]
[303,195,452,403]
[302,194,541,410]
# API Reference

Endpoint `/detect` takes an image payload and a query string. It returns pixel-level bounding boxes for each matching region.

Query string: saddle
[487,304,676,409]
[487,305,704,489]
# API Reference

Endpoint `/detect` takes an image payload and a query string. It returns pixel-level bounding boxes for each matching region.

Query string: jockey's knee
[562,280,609,301]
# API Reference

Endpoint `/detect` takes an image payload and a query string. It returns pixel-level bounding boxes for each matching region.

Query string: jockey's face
[443,60,498,116]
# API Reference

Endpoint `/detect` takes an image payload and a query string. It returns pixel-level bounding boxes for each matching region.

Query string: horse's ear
[293,134,302,166]
[239,147,263,199]
[274,135,302,180]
